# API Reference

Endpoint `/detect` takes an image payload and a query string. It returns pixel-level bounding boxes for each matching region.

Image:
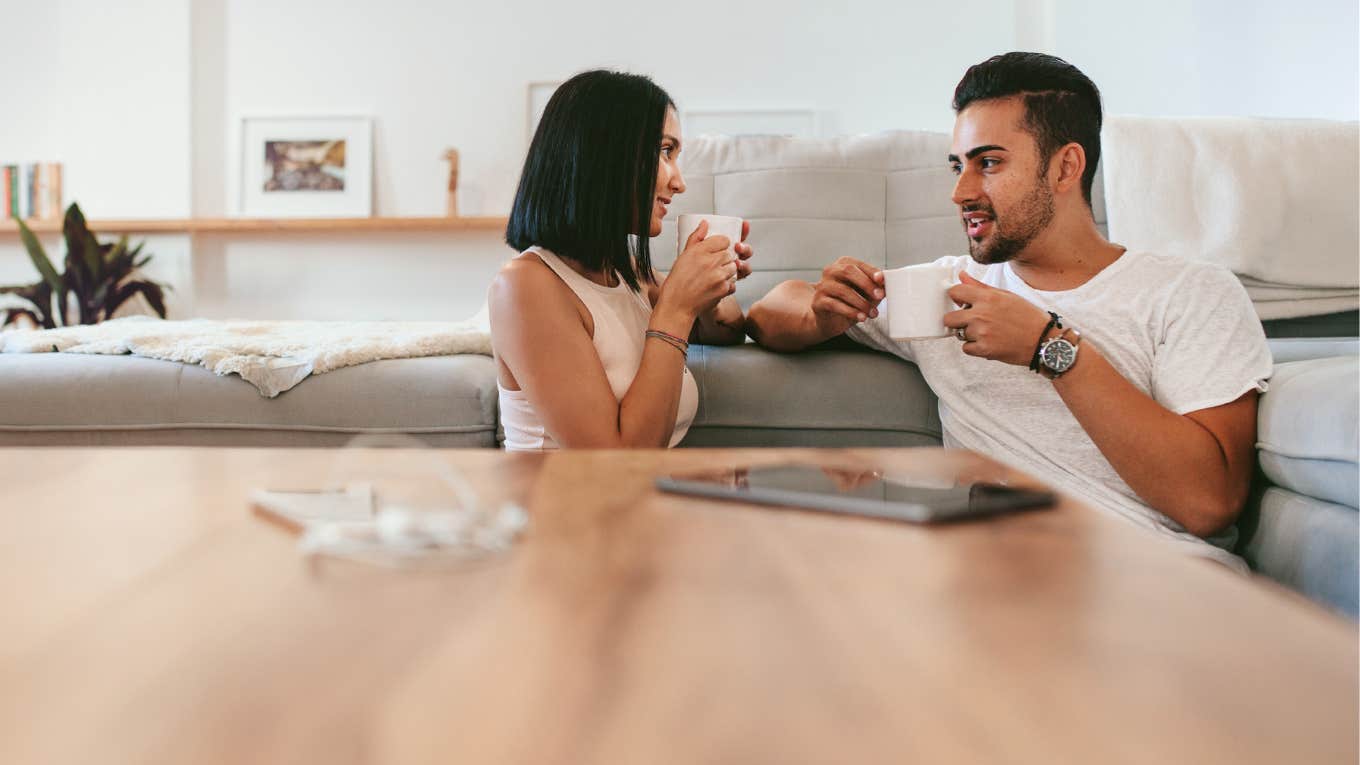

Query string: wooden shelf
[0,216,508,235]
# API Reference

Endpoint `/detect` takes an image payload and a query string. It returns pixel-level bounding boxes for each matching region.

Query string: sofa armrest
[1267,337,1360,364]
[1256,354,1359,509]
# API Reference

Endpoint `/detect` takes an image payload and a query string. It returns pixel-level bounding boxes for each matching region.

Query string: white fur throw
[0,314,492,397]
[1102,116,1359,318]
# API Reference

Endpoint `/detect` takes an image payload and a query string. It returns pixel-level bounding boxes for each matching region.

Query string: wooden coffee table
[1,447,1354,764]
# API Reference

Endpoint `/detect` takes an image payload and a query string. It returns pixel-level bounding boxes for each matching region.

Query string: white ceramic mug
[884,263,957,340]
[677,213,743,259]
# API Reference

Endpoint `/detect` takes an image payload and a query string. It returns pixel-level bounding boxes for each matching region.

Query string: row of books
[3,163,64,222]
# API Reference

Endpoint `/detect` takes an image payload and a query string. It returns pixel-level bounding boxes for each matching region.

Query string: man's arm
[747,257,885,352]
[944,272,1257,536]
[1050,343,1257,537]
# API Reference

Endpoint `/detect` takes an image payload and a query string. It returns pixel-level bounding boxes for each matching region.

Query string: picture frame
[239,116,372,218]
[682,109,818,139]
[526,81,563,146]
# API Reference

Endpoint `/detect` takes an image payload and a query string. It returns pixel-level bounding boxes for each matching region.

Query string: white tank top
[498,247,699,450]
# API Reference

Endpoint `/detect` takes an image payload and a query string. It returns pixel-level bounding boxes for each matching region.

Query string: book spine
[17,163,30,220]
[8,165,16,219]
[50,163,62,219]
[35,164,47,220]
[1,167,9,219]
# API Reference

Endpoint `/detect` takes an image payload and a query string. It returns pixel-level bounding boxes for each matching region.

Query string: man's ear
[1052,143,1086,196]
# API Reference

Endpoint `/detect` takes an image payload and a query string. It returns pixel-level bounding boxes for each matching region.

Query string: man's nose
[951,168,979,207]
[671,168,686,195]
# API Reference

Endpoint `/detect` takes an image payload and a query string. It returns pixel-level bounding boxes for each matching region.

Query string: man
[746,52,1273,570]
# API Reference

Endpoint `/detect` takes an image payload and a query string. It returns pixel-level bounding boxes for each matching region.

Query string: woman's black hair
[506,70,674,292]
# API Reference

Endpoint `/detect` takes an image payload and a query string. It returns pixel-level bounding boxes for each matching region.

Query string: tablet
[655,463,1054,524]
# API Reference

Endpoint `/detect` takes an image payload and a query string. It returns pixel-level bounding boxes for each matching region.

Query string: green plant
[1,203,168,329]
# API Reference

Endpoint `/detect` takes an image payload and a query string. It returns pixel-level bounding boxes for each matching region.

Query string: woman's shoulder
[490,251,590,325]
[493,251,560,295]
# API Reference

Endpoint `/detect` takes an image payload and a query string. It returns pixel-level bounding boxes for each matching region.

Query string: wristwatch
[1037,328,1082,379]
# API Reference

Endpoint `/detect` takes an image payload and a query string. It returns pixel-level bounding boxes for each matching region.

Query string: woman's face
[650,108,686,237]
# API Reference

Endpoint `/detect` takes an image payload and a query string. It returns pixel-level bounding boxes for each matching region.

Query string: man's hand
[943,272,1053,366]
[811,257,885,338]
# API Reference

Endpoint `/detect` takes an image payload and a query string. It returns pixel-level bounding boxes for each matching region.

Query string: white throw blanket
[1102,116,1359,318]
[0,314,492,397]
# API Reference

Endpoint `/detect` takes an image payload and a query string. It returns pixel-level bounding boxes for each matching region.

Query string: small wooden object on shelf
[443,148,460,218]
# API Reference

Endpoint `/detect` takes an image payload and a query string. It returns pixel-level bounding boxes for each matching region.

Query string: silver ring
[955,327,968,342]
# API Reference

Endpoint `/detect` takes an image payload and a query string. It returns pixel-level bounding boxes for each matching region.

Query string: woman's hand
[733,220,754,280]
[656,220,738,325]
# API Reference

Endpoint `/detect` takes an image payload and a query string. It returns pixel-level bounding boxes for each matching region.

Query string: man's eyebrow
[947,144,1008,163]
[662,134,681,145]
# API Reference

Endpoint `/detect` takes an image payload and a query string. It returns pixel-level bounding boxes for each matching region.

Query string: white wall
[1050,0,1360,120]
[2,0,1356,322]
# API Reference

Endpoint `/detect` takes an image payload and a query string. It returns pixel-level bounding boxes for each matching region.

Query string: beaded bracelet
[1028,311,1063,373]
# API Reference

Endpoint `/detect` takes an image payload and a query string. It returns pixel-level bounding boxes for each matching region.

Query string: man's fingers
[818,282,877,318]
[734,241,753,259]
[942,309,970,329]
[947,283,987,305]
[832,261,884,301]
[813,295,862,322]
[740,219,750,242]
[735,260,753,279]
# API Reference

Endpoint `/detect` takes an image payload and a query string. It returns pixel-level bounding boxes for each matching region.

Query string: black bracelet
[1029,311,1063,372]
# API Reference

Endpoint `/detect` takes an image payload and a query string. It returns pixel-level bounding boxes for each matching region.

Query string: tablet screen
[656,464,1054,523]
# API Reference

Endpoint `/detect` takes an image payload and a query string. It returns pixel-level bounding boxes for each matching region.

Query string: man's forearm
[746,280,833,351]
[691,295,746,345]
[1051,342,1254,537]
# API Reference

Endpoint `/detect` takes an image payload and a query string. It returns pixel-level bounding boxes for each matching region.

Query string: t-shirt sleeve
[844,300,915,362]
[1151,266,1273,415]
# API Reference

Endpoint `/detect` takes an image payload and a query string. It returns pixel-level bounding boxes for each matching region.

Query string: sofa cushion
[1267,336,1360,364]
[1256,355,1359,508]
[681,344,941,447]
[0,353,498,447]
[1238,487,1359,619]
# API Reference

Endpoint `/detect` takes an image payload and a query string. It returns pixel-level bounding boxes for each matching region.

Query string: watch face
[1041,339,1077,372]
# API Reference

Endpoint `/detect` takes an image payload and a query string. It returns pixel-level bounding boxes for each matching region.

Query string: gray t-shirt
[847,252,1273,571]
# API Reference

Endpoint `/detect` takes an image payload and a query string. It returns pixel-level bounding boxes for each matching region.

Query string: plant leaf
[106,280,167,320]
[15,219,64,296]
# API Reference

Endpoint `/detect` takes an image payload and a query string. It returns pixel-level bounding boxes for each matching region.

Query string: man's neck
[1007,213,1125,292]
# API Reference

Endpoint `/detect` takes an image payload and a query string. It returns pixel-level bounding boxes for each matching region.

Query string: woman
[490,70,752,449]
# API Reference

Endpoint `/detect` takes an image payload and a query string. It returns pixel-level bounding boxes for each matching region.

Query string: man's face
[948,98,1055,265]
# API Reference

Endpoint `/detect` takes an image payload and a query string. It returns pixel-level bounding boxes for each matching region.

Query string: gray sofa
[1,129,1356,619]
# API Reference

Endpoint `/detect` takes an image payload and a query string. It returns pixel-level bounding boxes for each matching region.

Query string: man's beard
[966,179,1055,265]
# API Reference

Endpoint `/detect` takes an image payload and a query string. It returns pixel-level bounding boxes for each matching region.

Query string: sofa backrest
[650,131,1107,309]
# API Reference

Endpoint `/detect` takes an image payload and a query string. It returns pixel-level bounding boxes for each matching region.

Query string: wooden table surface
[0,447,1354,764]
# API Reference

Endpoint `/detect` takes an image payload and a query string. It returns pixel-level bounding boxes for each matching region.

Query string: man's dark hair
[952,52,1103,205]
[506,70,674,292]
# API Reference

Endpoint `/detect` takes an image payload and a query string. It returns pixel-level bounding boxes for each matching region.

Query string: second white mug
[884,263,958,340]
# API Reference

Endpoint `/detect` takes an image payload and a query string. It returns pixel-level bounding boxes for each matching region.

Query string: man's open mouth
[963,213,994,239]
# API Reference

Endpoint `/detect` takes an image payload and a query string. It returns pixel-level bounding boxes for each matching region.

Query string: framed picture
[682,109,818,139]
[240,116,372,218]
[527,81,562,146]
